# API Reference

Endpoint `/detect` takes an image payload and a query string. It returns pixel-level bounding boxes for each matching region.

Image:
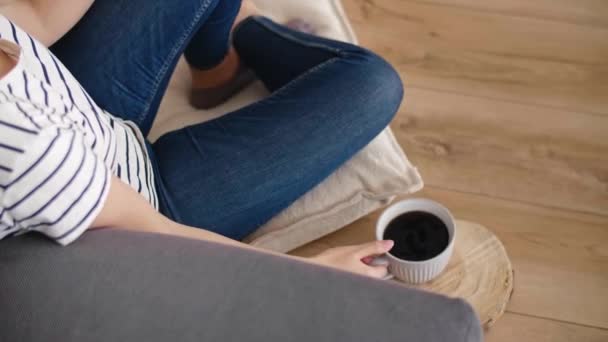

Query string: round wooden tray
[391,220,514,328]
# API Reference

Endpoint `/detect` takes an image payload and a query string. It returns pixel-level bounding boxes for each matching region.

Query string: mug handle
[369,255,395,280]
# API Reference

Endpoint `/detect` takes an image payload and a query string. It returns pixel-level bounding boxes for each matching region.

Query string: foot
[188,3,317,110]
[189,50,256,110]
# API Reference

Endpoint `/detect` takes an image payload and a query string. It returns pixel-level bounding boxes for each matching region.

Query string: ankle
[234,0,261,28]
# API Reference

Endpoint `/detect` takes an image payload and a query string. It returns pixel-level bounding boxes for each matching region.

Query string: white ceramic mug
[374,198,456,284]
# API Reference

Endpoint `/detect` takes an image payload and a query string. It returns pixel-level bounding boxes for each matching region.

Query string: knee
[347,49,404,127]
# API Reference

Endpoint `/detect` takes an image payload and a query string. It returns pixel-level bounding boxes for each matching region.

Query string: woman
[0,0,403,278]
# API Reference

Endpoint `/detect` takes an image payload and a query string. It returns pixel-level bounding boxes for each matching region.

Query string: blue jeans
[51,0,404,240]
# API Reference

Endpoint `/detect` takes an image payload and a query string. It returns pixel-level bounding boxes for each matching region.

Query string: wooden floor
[290,1,608,340]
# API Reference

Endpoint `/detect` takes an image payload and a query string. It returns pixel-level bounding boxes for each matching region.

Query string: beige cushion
[150,0,423,252]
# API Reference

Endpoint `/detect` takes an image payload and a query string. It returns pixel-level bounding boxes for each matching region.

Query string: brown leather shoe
[189,64,257,110]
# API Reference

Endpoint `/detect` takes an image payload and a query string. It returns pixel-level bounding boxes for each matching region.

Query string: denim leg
[50,0,241,136]
[152,17,404,240]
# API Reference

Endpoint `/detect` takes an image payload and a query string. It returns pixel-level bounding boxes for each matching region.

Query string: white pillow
[150,0,423,252]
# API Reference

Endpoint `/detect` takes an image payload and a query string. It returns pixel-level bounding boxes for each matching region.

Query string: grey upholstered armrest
[0,230,481,342]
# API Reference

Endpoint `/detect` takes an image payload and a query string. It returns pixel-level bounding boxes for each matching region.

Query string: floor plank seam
[394,0,608,29]
[404,85,608,119]
[423,185,608,219]
[506,310,608,331]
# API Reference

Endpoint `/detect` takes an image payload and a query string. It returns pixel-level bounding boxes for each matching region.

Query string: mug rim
[376,198,456,265]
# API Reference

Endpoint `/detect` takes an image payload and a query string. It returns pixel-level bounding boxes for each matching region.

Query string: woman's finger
[354,240,394,259]
[364,264,390,279]
[361,256,374,264]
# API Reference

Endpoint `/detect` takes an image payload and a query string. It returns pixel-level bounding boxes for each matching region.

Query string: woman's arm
[0,0,94,46]
[0,44,15,77]
[92,176,393,279]
[92,176,262,251]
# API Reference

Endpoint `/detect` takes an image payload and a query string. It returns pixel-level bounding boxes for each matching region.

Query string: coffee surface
[383,211,449,261]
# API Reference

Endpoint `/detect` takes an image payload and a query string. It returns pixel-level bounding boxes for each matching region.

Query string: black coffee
[383,211,449,261]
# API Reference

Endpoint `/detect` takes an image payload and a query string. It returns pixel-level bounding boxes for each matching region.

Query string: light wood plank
[486,313,608,342]
[391,87,608,215]
[290,187,608,328]
[409,0,608,27]
[342,0,608,114]
[326,0,608,339]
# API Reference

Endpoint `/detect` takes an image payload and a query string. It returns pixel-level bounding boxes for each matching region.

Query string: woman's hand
[309,240,394,279]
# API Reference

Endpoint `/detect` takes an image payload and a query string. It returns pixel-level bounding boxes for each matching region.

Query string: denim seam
[136,0,215,125]
[184,126,207,158]
[246,16,345,56]
[230,17,354,112]
[270,57,341,97]
[232,56,341,115]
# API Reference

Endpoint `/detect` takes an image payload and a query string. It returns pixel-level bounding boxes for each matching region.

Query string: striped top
[0,16,158,245]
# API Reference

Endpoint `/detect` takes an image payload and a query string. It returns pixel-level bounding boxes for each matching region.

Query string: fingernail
[382,240,394,249]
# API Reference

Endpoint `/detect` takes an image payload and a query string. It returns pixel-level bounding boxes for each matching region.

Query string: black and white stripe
[0,16,158,245]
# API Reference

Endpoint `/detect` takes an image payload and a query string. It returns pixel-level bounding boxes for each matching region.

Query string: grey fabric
[0,229,482,342]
